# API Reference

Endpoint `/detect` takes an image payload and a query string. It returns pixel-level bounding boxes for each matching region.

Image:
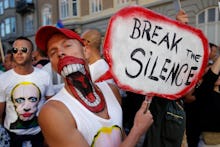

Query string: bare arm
[109,84,153,147]
[38,101,89,147]
[211,55,220,75]
[0,102,5,124]
[45,95,53,100]
[120,100,153,147]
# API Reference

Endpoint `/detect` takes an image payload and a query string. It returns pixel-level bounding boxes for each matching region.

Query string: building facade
[0,0,219,55]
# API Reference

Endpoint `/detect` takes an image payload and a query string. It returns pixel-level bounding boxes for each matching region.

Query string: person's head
[81,29,102,63]
[35,26,87,76]
[32,48,48,65]
[36,26,106,112]
[81,29,101,50]
[3,50,13,71]
[11,82,41,121]
[209,43,218,61]
[12,36,34,66]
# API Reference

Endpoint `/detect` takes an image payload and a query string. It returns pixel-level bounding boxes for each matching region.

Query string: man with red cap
[35,26,153,147]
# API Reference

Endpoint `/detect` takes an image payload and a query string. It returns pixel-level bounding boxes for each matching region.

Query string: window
[208,8,215,22]
[1,23,5,37]
[5,18,10,34]
[26,0,32,3]
[196,7,220,45]
[198,11,204,24]
[60,0,78,19]
[60,0,69,18]
[0,17,15,37]
[5,17,15,34]
[9,0,15,8]
[11,17,15,33]
[72,0,77,16]
[24,14,33,33]
[0,2,4,15]
[91,0,102,13]
[4,0,9,9]
[42,6,52,25]
[3,0,14,9]
[117,0,129,5]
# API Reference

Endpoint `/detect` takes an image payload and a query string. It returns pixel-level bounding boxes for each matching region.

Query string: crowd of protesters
[0,7,218,147]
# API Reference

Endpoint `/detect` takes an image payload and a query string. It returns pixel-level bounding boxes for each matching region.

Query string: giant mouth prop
[58,56,105,113]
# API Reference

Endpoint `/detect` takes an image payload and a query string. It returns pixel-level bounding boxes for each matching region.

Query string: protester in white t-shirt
[0,36,55,147]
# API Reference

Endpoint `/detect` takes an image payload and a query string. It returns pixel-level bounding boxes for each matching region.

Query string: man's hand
[176,9,189,24]
[132,100,153,136]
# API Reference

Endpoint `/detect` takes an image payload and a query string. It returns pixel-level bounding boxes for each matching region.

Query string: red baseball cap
[35,25,84,53]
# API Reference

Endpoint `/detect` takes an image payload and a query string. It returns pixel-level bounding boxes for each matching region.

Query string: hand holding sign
[103,6,209,100]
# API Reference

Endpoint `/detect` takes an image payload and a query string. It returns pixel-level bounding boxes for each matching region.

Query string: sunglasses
[12,47,28,54]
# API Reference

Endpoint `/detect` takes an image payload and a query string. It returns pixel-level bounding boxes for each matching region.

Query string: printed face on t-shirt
[11,82,41,121]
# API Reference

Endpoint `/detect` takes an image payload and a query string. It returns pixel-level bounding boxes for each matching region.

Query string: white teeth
[61,64,86,77]
[76,64,80,71]
[72,65,77,73]
[63,66,68,76]
[80,68,86,75]
[75,88,101,107]
[78,64,85,75]
[61,71,65,77]
[67,65,72,74]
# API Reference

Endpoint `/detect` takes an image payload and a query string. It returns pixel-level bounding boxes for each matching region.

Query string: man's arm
[0,102,5,124]
[211,55,220,75]
[120,100,153,147]
[38,101,90,147]
[109,84,153,147]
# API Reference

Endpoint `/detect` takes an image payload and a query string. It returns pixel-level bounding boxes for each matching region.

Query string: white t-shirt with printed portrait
[0,67,55,135]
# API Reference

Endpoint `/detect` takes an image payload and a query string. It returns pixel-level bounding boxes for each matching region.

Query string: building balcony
[16,1,34,14]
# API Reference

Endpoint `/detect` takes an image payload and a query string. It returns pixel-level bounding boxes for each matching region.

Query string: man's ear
[83,46,87,52]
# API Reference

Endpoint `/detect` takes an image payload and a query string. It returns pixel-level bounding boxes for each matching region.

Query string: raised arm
[120,100,153,147]
[211,55,220,75]
[109,84,153,147]
[176,9,189,24]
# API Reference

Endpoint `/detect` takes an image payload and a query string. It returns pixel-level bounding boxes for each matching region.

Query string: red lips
[22,113,32,117]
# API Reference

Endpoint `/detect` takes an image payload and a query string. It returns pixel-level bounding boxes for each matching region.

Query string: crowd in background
[0,8,219,147]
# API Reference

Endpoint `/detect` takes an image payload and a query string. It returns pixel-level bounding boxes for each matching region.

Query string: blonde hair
[11,81,41,101]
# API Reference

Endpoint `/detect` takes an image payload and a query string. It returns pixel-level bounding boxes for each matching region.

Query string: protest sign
[103,6,209,100]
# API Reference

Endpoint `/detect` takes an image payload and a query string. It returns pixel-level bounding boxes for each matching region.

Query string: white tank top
[48,82,123,146]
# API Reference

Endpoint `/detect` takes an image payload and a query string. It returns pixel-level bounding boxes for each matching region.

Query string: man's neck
[89,55,102,65]
[13,64,34,75]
